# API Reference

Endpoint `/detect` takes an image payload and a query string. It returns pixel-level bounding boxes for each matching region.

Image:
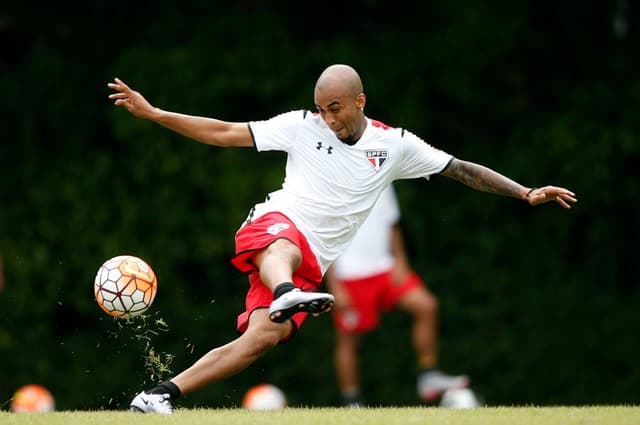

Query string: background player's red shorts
[332,270,423,334]
[231,212,323,339]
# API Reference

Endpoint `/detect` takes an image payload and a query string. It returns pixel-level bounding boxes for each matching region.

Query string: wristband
[525,187,537,200]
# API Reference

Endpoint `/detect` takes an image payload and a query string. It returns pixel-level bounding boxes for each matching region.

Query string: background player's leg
[396,286,469,401]
[335,332,363,406]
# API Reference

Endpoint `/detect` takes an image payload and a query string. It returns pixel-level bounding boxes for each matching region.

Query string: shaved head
[314,64,363,99]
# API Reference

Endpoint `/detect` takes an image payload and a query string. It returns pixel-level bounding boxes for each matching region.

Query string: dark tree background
[1,0,638,410]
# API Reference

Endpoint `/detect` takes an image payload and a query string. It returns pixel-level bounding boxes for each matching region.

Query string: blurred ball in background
[242,383,287,410]
[11,384,55,412]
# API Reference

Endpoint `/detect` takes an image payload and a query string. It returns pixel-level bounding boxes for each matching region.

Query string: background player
[326,184,468,406]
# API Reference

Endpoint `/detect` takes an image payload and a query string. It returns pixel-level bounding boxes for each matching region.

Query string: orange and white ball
[94,255,157,318]
[242,383,287,410]
[11,384,55,412]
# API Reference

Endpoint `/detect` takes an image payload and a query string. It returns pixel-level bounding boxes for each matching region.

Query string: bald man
[108,64,576,413]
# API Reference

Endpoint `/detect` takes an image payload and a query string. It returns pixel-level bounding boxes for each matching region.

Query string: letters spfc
[365,149,389,172]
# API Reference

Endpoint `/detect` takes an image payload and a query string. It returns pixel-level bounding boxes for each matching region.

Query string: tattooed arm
[440,158,577,209]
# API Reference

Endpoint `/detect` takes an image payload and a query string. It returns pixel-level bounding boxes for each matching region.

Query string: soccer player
[326,184,468,406]
[107,64,576,413]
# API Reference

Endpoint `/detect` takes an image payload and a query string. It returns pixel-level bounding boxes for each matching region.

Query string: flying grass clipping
[95,255,174,385]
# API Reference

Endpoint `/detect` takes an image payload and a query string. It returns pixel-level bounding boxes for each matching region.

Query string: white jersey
[246,110,452,274]
[331,184,400,280]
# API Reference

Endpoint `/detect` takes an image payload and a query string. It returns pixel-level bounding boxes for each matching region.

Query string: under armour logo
[316,141,333,154]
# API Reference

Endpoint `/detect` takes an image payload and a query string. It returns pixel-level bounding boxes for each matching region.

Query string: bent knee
[422,293,438,313]
[255,332,282,353]
[402,289,439,315]
[245,315,294,350]
[267,239,302,263]
[242,329,282,355]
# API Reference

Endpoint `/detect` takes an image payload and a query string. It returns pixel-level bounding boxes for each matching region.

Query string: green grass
[1,406,639,425]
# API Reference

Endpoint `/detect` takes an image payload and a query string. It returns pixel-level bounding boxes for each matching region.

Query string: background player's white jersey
[247,110,451,274]
[331,184,400,280]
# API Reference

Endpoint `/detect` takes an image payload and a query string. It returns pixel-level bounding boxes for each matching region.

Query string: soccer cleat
[130,391,173,414]
[343,395,365,408]
[268,288,335,323]
[344,400,364,408]
[417,369,470,402]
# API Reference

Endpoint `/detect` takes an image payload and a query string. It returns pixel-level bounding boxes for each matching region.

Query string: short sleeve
[397,130,453,180]
[249,110,306,153]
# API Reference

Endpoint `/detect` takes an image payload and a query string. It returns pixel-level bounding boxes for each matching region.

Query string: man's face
[314,90,365,143]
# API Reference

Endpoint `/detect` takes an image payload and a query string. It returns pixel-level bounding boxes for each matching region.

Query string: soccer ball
[242,383,287,410]
[440,388,480,409]
[11,384,55,412]
[94,255,157,318]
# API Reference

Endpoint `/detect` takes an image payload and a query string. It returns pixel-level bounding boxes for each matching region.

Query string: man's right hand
[108,77,158,120]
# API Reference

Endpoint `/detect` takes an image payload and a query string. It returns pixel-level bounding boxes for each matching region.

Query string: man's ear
[356,93,366,110]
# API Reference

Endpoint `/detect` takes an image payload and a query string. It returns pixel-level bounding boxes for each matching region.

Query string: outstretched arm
[440,158,577,208]
[107,78,254,147]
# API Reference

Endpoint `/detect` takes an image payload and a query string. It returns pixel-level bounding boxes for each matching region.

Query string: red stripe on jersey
[370,119,395,130]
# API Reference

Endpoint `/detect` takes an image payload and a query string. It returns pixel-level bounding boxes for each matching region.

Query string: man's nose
[324,113,336,126]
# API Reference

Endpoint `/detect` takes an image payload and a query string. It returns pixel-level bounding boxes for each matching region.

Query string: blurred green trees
[1,1,638,409]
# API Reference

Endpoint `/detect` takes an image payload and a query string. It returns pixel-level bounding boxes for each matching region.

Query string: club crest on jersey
[365,149,389,172]
[267,222,290,235]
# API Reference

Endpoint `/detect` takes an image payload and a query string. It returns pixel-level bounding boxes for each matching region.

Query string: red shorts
[332,270,423,334]
[231,212,323,338]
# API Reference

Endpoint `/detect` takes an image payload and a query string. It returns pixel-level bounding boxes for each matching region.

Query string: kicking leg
[252,239,334,322]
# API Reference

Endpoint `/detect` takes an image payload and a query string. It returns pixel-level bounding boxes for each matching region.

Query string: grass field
[1,406,639,425]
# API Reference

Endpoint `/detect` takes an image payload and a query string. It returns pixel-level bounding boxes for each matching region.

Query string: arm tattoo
[441,159,526,199]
